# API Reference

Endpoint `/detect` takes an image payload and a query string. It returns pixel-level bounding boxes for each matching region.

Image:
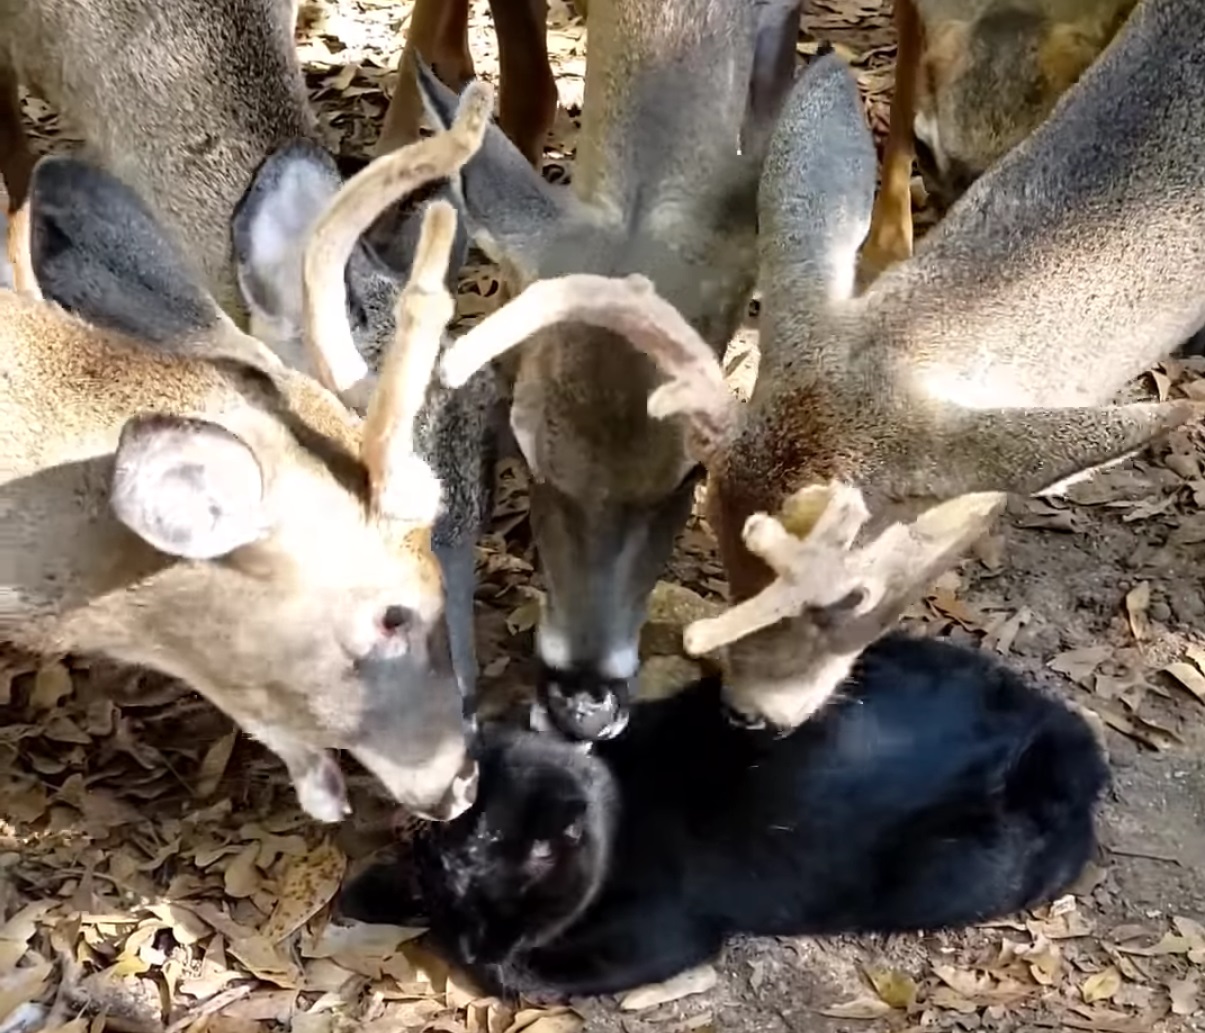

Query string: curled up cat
[339,631,1109,998]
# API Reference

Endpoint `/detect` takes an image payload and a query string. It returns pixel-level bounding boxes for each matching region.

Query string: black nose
[536,663,631,742]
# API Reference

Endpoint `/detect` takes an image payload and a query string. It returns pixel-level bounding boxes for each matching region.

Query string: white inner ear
[238,158,340,372]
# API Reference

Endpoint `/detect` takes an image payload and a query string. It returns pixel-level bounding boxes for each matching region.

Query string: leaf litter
[6,0,1205,1032]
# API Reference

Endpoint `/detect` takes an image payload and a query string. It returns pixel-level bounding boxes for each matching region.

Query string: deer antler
[360,200,460,522]
[439,273,740,461]
[683,483,1005,655]
[302,79,494,412]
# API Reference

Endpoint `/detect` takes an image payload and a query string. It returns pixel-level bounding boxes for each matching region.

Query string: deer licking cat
[0,89,499,824]
[441,0,1205,733]
[0,0,499,714]
[418,0,805,742]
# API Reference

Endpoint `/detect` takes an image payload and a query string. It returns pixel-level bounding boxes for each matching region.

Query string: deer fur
[0,0,500,709]
[863,0,1140,275]
[516,5,1204,731]
[0,99,496,824]
[418,0,805,742]
[377,0,568,166]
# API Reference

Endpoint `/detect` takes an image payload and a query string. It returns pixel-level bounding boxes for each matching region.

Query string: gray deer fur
[678,0,1205,730]
[418,0,805,740]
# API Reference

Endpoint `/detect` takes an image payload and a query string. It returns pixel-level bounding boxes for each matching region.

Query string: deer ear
[757,50,877,321]
[415,58,572,283]
[111,413,270,560]
[741,0,804,158]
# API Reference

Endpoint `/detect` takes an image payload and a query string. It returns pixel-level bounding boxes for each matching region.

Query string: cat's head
[339,731,616,967]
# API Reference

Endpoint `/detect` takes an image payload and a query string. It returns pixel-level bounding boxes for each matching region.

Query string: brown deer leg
[490,0,557,166]
[0,62,34,211]
[859,0,922,286]
[377,0,476,155]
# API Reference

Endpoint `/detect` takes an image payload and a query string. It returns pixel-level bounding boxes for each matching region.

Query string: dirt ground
[4,2,1205,1033]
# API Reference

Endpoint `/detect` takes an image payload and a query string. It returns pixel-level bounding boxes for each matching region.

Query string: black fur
[340,632,1108,998]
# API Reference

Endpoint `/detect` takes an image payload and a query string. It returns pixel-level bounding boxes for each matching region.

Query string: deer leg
[0,61,34,212]
[490,0,558,166]
[377,0,476,155]
[860,0,922,286]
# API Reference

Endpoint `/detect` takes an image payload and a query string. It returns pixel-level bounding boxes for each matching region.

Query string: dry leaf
[1164,661,1205,705]
[223,845,261,899]
[0,962,53,1026]
[818,997,895,1019]
[261,841,346,943]
[1081,968,1122,1004]
[30,663,73,711]
[512,1016,582,1033]
[196,731,239,799]
[1125,582,1152,641]
[866,968,917,1010]
[619,964,717,1010]
[1168,973,1200,1016]
[1048,646,1111,686]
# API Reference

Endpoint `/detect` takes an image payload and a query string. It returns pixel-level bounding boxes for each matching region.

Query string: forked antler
[439,273,741,460]
[683,483,1006,655]
[361,200,459,522]
[302,79,493,412]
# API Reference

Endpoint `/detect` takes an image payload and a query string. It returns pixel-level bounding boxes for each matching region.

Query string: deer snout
[410,755,480,821]
[535,662,632,743]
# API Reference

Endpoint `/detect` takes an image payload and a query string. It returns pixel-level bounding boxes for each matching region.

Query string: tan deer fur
[0,94,493,822]
[862,0,1140,277]
[639,1,1205,729]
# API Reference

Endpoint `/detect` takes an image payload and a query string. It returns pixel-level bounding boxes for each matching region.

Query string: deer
[0,0,499,714]
[0,87,497,824]
[439,0,1205,732]
[861,0,1140,278]
[376,0,580,166]
[413,0,805,743]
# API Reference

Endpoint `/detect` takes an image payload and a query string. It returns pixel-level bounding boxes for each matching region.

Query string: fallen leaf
[1169,973,1200,1016]
[1048,646,1111,686]
[196,730,239,799]
[818,997,895,1019]
[30,662,73,711]
[619,964,717,1010]
[865,967,917,1010]
[261,841,346,943]
[1081,968,1122,1004]
[223,845,261,899]
[1163,662,1205,705]
[1125,582,1152,641]
[0,961,53,1026]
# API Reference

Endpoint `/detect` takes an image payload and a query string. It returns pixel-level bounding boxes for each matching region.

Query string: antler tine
[440,273,739,460]
[683,485,1007,656]
[361,199,459,522]
[302,79,494,411]
[683,483,872,656]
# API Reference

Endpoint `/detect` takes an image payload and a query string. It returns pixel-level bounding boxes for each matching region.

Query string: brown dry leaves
[822,898,1204,1029]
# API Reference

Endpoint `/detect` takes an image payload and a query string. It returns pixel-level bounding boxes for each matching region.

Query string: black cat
[339,631,1108,998]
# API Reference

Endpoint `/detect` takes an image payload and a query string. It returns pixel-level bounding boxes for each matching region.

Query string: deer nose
[411,756,479,821]
[537,663,631,742]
